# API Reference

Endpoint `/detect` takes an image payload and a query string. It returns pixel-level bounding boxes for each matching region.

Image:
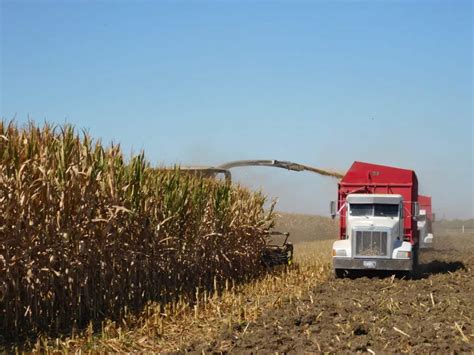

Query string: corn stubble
[0,121,273,341]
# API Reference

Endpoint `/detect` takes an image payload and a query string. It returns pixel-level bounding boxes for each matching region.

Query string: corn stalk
[0,120,273,341]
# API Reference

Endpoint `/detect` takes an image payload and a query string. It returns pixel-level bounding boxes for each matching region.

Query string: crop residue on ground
[202,234,473,353]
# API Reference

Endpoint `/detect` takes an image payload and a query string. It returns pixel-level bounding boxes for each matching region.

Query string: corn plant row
[0,121,273,341]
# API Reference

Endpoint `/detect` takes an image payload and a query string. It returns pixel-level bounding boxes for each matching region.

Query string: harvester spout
[217,160,343,179]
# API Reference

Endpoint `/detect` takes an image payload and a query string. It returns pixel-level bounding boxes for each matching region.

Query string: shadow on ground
[418,260,466,276]
[339,259,466,280]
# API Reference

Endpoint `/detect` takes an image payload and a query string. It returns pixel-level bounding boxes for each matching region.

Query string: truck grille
[355,231,388,257]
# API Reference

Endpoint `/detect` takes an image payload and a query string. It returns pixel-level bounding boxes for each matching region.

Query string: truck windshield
[350,204,373,216]
[350,204,399,217]
[374,204,399,217]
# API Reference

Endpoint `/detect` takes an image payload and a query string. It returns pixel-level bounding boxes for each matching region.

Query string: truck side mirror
[330,201,337,219]
[413,202,420,219]
[432,213,436,223]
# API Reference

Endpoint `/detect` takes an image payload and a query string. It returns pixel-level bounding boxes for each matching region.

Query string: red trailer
[331,161,421,276]
[418,195,433,221]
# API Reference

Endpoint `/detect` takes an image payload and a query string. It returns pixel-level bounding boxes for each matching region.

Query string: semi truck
[418,195,435,249]
[330,161,422,277]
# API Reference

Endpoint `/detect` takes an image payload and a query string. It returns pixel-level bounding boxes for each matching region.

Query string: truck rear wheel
[334,269,346,279]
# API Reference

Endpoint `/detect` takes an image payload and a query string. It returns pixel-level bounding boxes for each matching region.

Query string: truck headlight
[333,249,347,257]
[396,251,412,259]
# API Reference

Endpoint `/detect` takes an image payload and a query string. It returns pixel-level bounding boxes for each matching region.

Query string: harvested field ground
[201,233,474,353]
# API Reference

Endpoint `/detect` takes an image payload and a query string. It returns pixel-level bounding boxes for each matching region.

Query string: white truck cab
[332,193,414,275]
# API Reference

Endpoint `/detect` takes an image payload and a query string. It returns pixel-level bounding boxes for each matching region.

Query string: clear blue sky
[1,0,472,219]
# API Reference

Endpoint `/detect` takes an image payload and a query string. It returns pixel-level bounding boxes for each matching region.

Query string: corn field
[0,121,273,341]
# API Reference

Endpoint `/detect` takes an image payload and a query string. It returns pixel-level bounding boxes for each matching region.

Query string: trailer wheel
[334,269,346,279]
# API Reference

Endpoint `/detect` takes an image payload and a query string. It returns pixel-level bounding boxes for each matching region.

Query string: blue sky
[1,0,472,218]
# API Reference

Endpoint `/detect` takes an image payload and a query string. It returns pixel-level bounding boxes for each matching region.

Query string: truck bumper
[333,258,412,271]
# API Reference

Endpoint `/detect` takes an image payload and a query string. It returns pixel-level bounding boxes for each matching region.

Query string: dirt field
[200,233,474,353]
